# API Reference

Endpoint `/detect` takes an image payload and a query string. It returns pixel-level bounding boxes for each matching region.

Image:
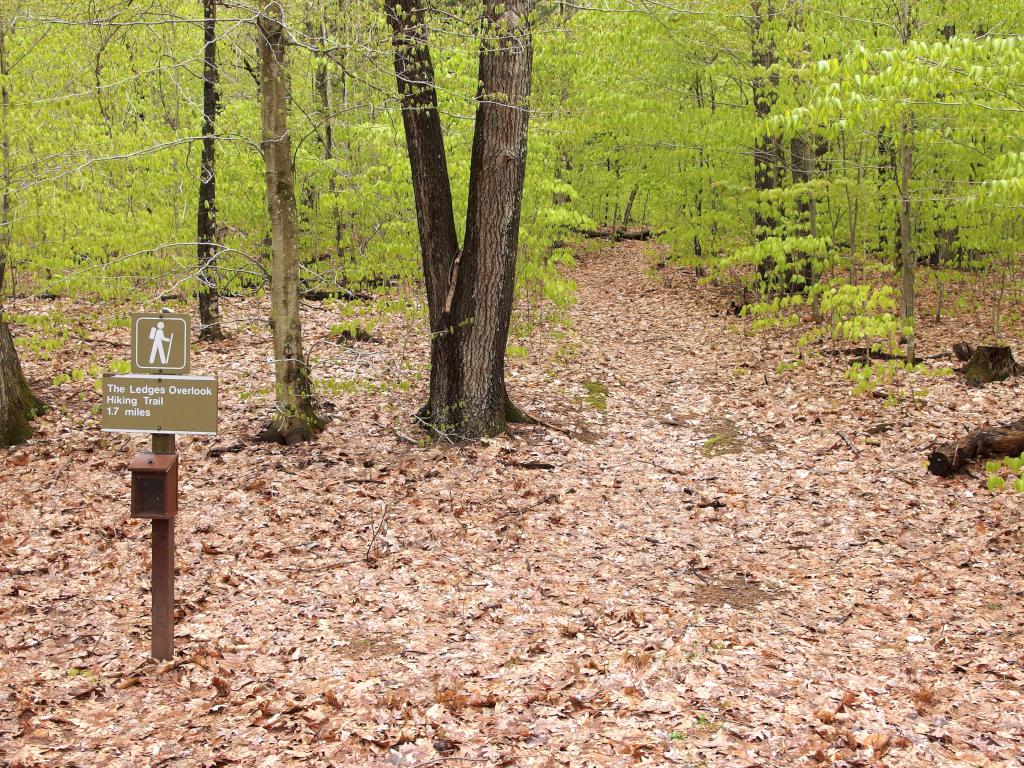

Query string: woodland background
[2,0,1024,372]
[1,1,1024,766]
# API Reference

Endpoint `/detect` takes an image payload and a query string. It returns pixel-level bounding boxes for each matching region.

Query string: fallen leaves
[1,242,1023,766]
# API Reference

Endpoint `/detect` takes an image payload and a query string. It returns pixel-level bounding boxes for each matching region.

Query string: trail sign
[101,374,218,434]
[108,312,218,659]
[132,313,190,374]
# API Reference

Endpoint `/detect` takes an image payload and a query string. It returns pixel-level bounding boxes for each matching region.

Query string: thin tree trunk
[314,20,342,259]
[752,1,779,285]
[791,132,816,290]
[0,22,42,446]
[621,184,639,231]
[932,21,958,269]
[386,0,536,438]
[899,114,915,364]
[197,0,225,341]
[257,2,320,444]
[896,0,916,363]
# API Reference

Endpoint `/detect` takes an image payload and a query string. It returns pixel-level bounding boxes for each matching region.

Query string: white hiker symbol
[148,321,174,366]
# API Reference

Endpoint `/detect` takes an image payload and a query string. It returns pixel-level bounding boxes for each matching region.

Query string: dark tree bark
[197,0,225,341]
[387,0,537,439]
[928,420,1024,476]
[384,0,459,327]
[257,2,321,444]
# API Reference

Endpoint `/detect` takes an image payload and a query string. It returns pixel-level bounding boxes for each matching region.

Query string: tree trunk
[387,0,537,439]
[928,420,1024,476]
[0,22,42,447]
[751,1,780,287]
[621,184,639,231]
[197,0,225,341]
[257,2,320,444]
[314,19,342,260]
[791,132,817,290]
[0,319,42,446]
[898,113,915,364]
[430,0,536,438]
[384,0,459,332]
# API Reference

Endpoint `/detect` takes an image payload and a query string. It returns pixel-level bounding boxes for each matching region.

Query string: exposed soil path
[2,241,1022,767]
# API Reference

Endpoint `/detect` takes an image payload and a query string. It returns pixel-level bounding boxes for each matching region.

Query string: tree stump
[962,345,1020,386]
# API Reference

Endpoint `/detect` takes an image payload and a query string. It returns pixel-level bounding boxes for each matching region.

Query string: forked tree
[386,0,538,439]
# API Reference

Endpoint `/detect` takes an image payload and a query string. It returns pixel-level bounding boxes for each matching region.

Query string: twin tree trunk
[387,0,537,439]
[0,22,42,446]
[197,0,224,341]
[258,2,320,444]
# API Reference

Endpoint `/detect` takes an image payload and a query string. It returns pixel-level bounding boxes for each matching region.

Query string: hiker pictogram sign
[132,313,190,374]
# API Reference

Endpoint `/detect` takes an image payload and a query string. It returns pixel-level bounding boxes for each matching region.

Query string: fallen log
[927,419,1024,476]
[822,346,906,363]
[302,288,372,302]
[581,225,653,241]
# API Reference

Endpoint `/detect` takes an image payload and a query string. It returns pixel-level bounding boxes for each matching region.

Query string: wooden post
[150,433,175,660]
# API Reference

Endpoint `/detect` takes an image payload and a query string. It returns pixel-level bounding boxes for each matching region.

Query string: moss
[580,380,608,412]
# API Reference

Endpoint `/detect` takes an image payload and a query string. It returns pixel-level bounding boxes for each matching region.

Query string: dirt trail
[2,241,1022,767]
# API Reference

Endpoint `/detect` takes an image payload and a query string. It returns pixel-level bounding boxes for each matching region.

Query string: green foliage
[0,1,575,323]
[985,452,1024,494]
[4,0,1024,396]
[547,0,1024,359]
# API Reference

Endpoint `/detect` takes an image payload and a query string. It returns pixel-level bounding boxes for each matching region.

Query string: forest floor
[2,240,1023,768]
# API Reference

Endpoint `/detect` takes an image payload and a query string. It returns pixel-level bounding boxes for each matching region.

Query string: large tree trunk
[386,0,537,439]
[0,319,41,446]
[435,0,536,437]
[0,22,42,446]
[197,0,225,341]
[257,2,320,444]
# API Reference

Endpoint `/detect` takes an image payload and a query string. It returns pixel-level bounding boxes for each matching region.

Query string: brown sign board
[131,313,191,374]
[101,374,218,435]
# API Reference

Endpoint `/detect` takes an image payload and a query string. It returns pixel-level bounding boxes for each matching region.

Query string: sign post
[150,433,175,660]
[102,311,218,660]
